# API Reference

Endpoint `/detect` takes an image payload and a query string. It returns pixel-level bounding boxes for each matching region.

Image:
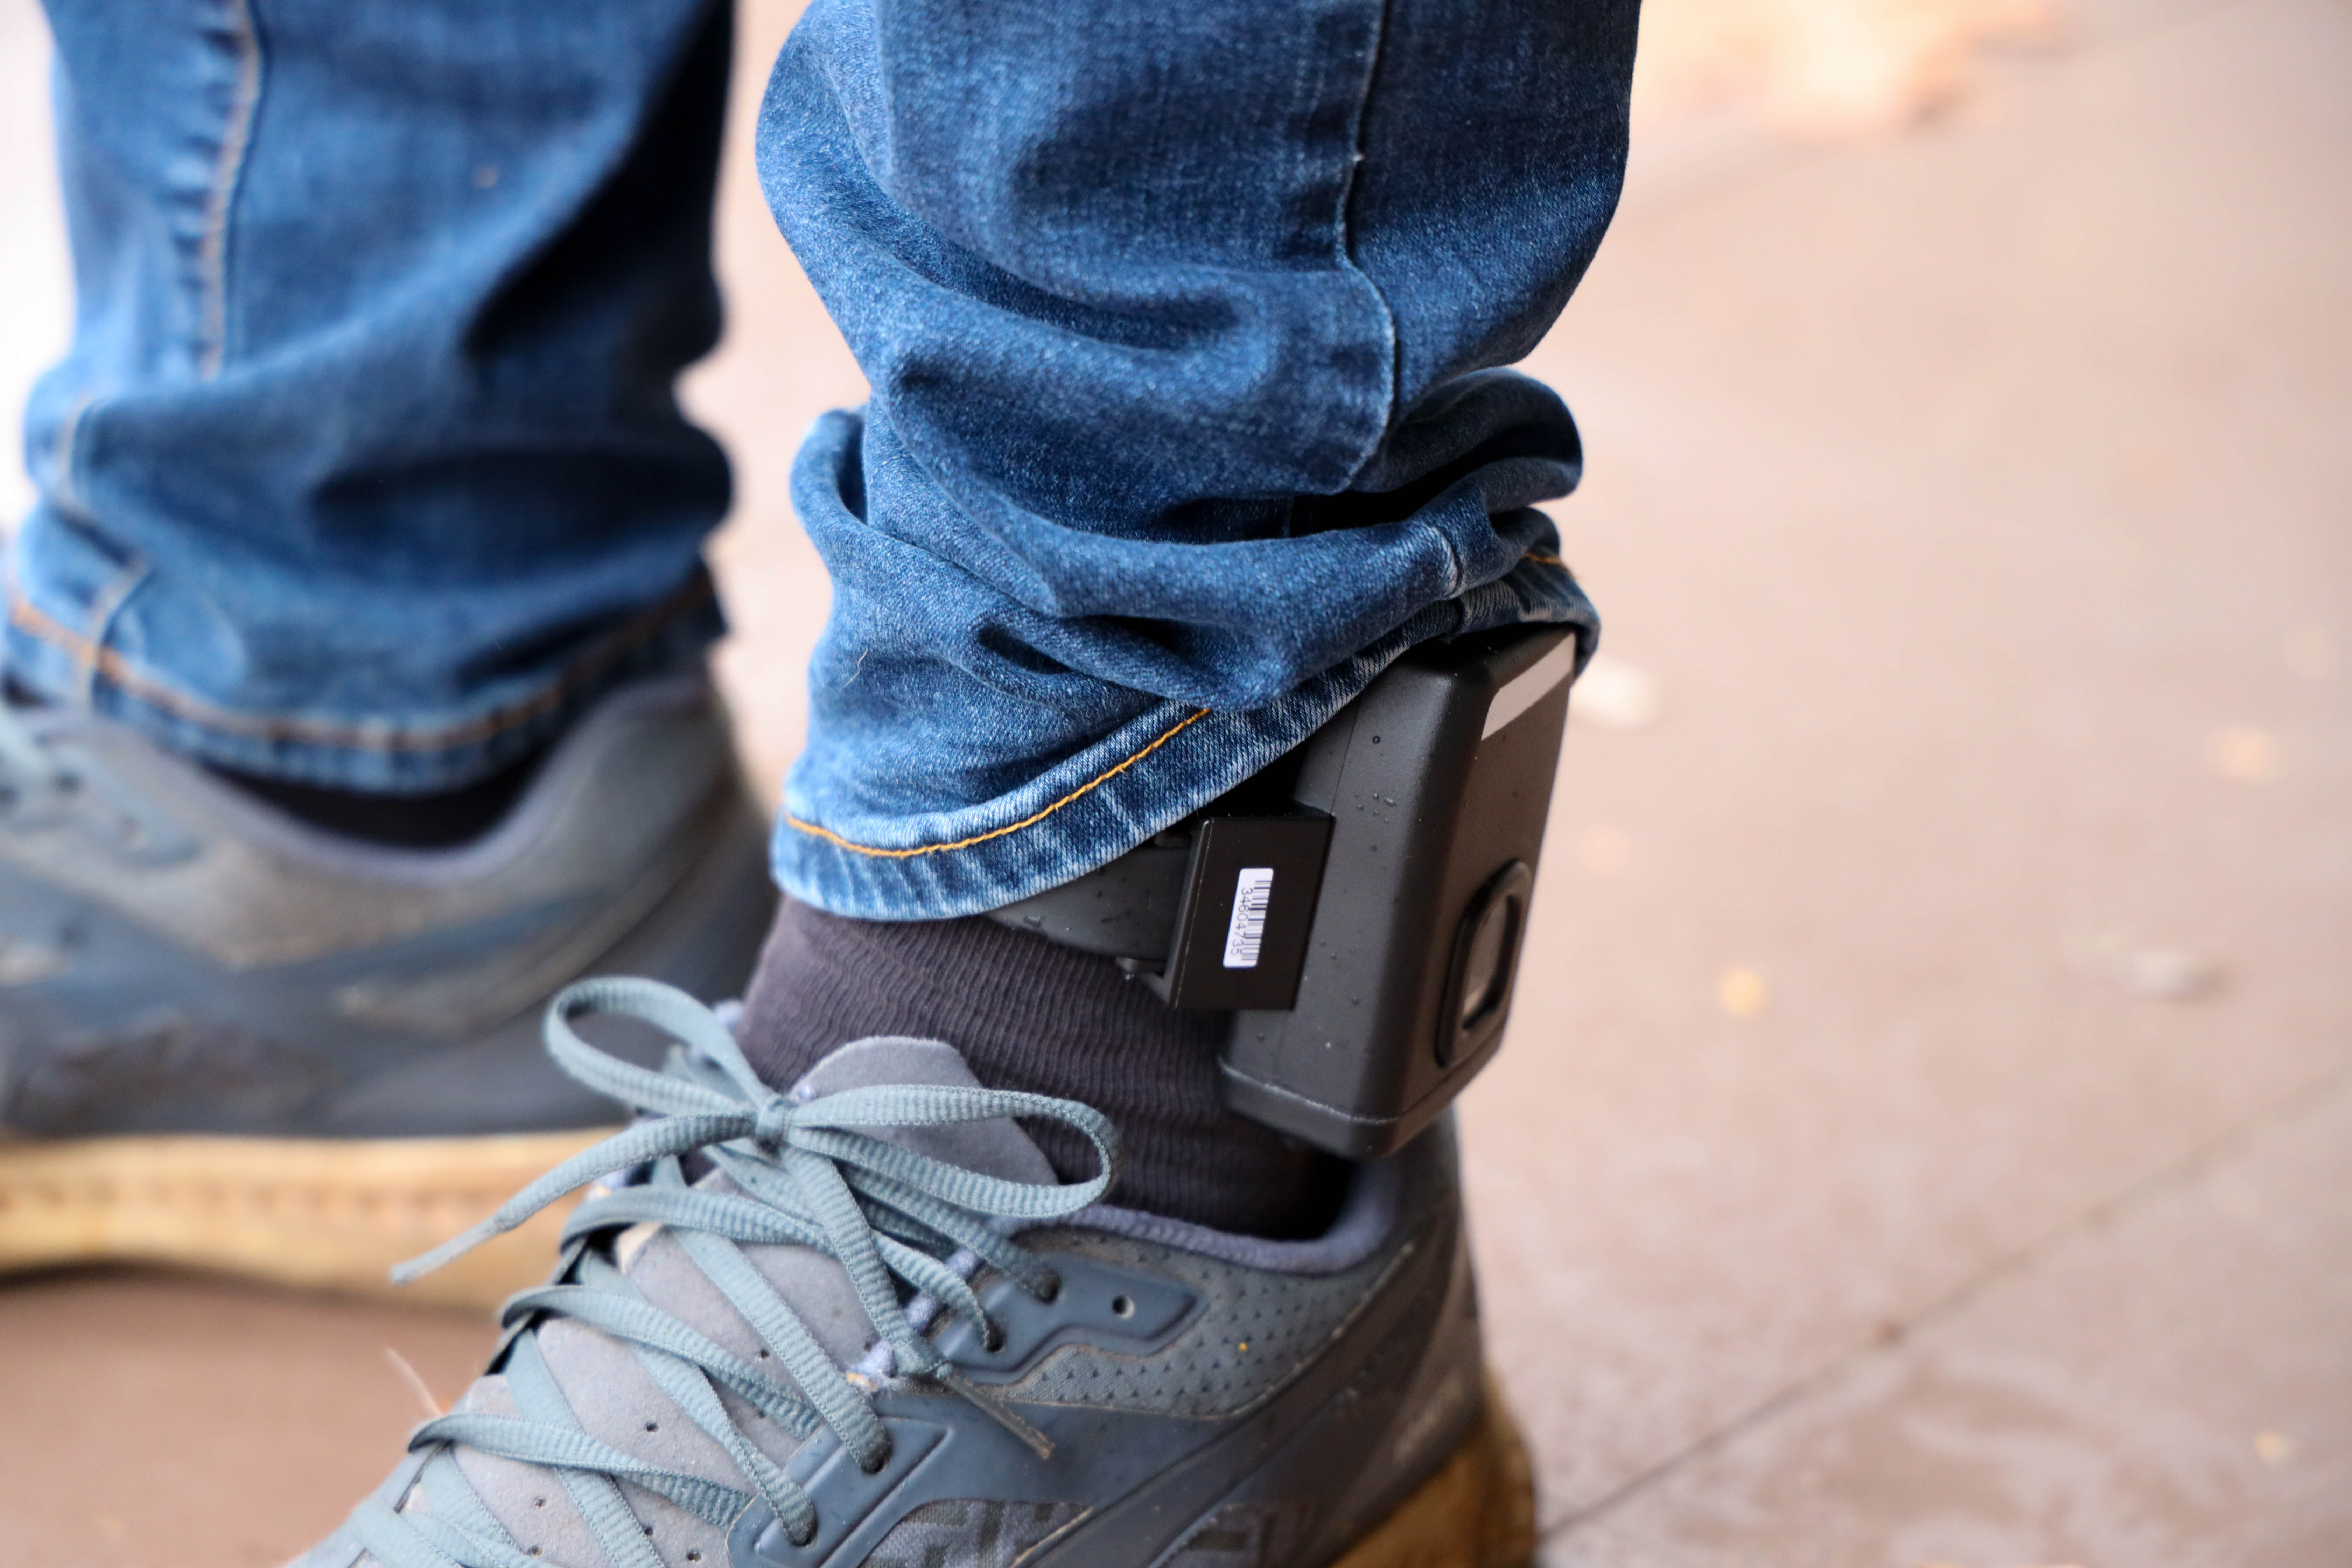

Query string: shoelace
[349,976,1120,1568]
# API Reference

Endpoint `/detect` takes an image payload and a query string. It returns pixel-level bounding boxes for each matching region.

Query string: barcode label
[1222,867,1276,969]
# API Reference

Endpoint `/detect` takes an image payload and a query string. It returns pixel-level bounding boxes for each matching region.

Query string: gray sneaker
[0,677,776,1304]
[298,979,1536,1568]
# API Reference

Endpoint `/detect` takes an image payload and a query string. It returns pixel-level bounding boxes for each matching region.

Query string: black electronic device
[989,622,1583,1158]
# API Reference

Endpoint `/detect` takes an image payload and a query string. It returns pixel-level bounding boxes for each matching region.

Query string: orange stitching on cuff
[799,550,1567,865]
[785,706,1212,860]
[7,571,714,754]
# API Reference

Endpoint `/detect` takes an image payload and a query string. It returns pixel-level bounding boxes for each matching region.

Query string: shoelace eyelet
[384,978,1124,1566]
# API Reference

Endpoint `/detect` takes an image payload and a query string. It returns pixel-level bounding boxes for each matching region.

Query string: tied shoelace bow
[350,976,1119,1568]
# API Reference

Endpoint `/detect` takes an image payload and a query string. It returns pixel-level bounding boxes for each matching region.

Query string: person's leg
[0,0,777,1303]
[737,0,1629,1234]
[296,6,1637,1562]
[16,0,732,788]
[758,0,1624,916]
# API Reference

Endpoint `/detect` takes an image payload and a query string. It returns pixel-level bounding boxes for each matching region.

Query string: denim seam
[71,556,155,706]
[44,392,100,526]
[6,569,715,755]
[1428,518,1465,599]
[196,0,265,379]
[1334,0,1401,490]
[782,706,1211,858]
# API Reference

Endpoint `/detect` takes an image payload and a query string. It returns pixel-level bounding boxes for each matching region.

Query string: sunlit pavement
[1,1,2346,1563]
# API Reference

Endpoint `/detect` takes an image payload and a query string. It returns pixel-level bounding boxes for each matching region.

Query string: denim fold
[11,0,1637,918]
[760,0,1633,916]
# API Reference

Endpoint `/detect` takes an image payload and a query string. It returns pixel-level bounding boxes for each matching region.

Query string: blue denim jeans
[16,0,1634,919]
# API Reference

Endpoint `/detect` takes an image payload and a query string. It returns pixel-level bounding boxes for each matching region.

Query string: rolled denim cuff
[771,556,1594,921]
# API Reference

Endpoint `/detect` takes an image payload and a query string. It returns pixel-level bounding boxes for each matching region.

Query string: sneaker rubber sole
[1334,1373,1540,1568]
[0,1129,605,1306]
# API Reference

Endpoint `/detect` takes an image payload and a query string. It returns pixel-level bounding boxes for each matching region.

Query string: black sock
[735,897,1348,1239]
[209,745,550,849]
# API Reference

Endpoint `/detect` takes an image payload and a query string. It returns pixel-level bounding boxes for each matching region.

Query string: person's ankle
[734,897,1348,1239]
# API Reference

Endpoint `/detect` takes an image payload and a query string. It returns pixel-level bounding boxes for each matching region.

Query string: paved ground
[1,0,2346,1564]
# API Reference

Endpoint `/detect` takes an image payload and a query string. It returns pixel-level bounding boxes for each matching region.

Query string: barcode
[1222,867,1276,969]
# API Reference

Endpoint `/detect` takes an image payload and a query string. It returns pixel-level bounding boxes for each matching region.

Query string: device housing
[1215,625,1576,1156]
[986,623,1580,1159]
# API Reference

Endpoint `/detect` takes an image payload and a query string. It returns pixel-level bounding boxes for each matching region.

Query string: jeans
[16,0,1636,920]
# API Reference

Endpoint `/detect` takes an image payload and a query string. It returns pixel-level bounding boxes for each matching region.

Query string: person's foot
[299,979,1536,1568]
[0,677,776,1304]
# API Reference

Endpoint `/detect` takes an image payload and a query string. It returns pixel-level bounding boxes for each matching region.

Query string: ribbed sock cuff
[733,898,1345,1238]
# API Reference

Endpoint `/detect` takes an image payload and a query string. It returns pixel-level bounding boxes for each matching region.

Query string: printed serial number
[1223,867,1276,969]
